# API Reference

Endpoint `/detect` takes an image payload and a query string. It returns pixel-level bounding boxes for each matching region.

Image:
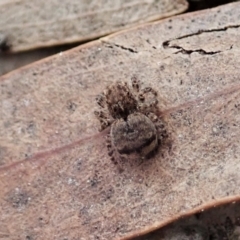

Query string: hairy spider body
[105,81,138,119]
[110,113,158,159]
[94,77,166,165]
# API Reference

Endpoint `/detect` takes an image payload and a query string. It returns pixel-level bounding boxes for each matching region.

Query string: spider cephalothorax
[104,81,138,119]
[94,77,167,165]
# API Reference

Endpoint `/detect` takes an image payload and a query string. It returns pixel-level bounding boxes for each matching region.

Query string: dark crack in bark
[113,43,138,53]
[104,41,138,53]
[164,43,222,55]
[162,24,239,55]
[163,24,240,44]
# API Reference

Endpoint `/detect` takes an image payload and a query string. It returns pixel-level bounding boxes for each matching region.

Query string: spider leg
[106,134,114,157]
[94,110,112,130]
[138,86,159,112]
[106,134,124,173]
[147,112,167,142]
[143,87,158,96]
[96,94,106,108]
[131,76,140,93]
[146,112,158,122]
[140,87,158,103]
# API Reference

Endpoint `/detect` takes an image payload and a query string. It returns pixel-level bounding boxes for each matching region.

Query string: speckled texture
[0,0,188,52]
[1,2,240,240]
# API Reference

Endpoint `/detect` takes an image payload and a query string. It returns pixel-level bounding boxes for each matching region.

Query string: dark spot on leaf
[7,189,30,209]
[67,101,77,112]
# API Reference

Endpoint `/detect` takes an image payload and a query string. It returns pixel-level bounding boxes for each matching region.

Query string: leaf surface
[0,0,188,52]
[1,2,240,240]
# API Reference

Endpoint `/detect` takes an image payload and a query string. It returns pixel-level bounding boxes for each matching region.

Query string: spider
[94,77,167,166]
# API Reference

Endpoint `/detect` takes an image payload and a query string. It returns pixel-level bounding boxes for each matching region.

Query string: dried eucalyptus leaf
[0,0,187,52]
[1,2,240,240]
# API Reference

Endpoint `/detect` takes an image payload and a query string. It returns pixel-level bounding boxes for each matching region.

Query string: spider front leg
[106,133,124,172]
[94,110,113,131]
[95,93,113,130]
[138,86,159,112]
[131,76,141,92]
[147,112,167,143]
[96,94,106,108]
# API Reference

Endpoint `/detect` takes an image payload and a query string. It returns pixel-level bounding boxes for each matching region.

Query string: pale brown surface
[0,0,188,52]
[1,2,240,240]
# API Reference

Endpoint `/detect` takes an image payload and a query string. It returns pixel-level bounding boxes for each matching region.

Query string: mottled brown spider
[94,77,167,166]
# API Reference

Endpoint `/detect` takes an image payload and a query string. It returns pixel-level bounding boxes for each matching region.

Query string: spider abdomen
[110,113,158,159]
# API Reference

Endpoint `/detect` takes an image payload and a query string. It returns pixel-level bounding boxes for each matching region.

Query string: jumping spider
[94,77,167,166]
